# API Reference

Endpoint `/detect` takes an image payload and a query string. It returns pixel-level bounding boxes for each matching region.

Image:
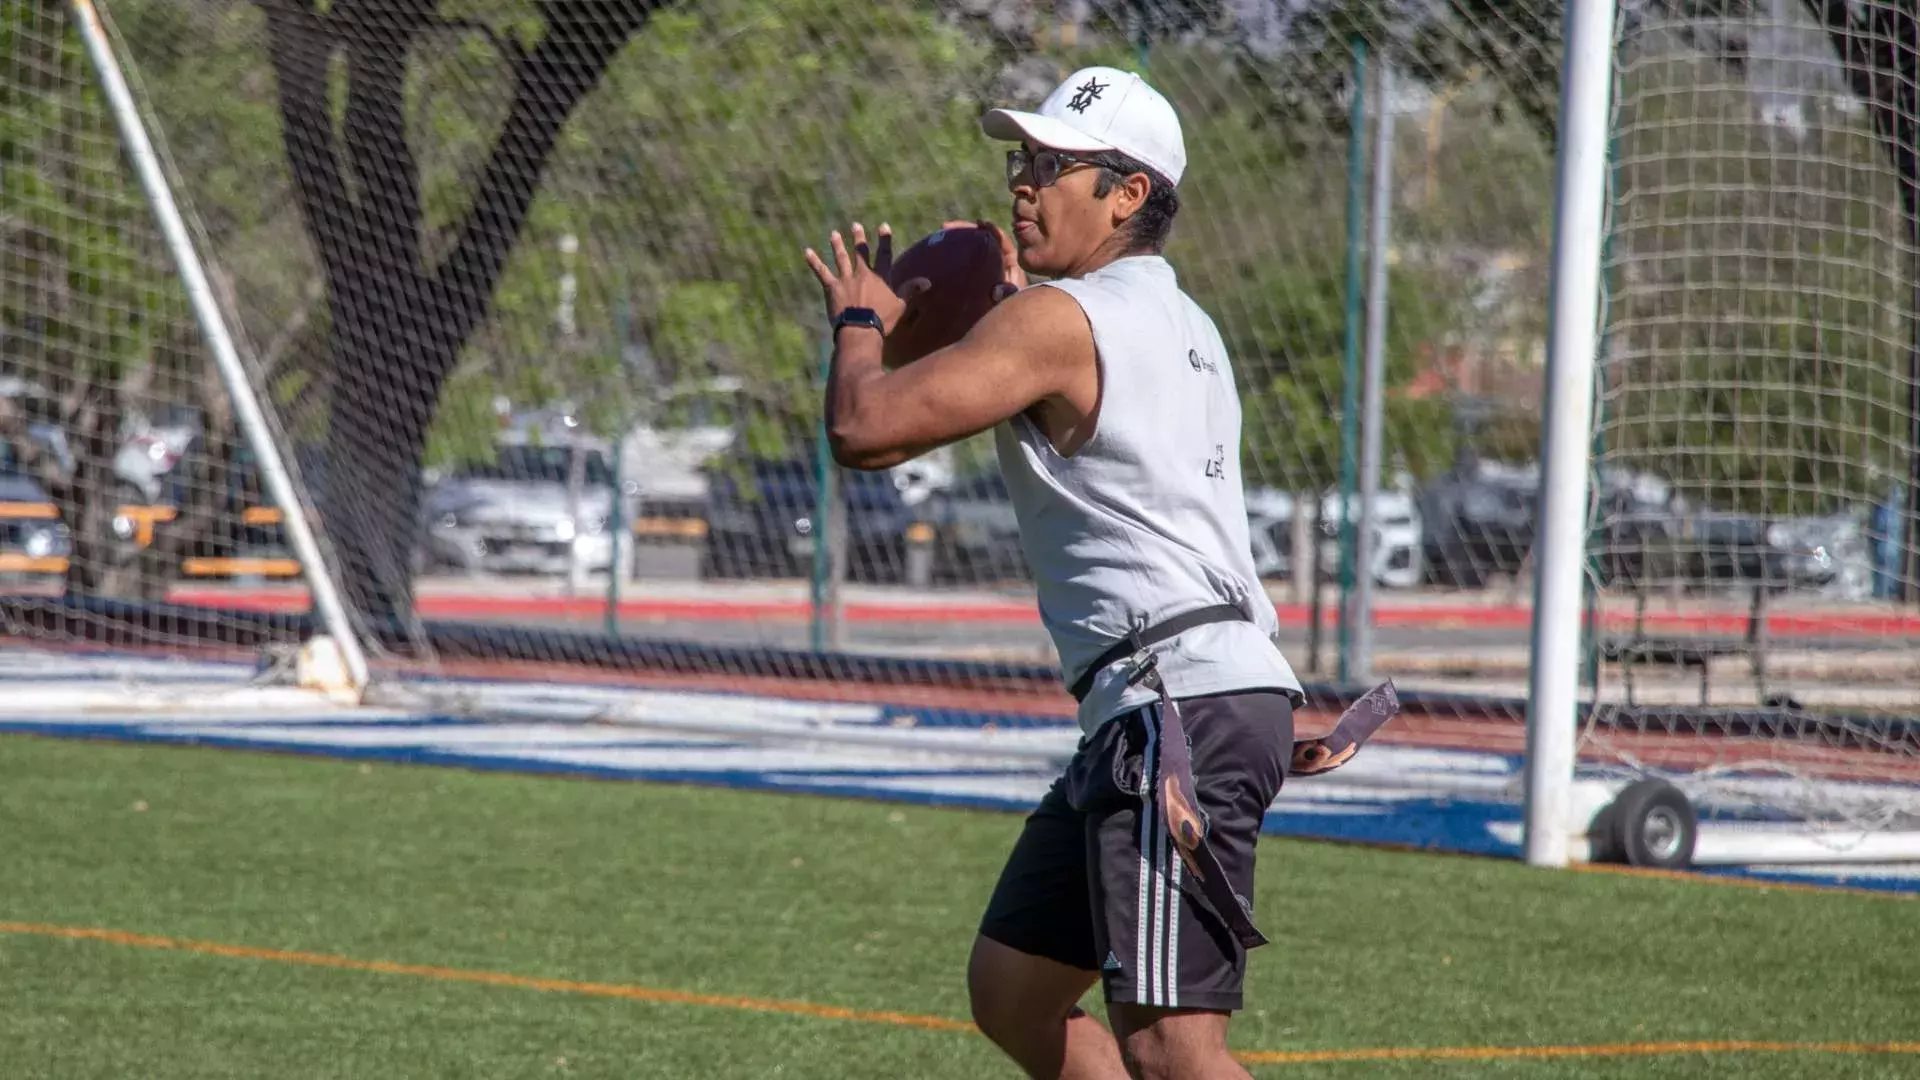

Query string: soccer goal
[5,0,1919,878]
[1537,0,1920,872]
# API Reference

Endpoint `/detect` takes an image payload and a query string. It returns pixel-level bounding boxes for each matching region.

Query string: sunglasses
[1005,147,1107,190]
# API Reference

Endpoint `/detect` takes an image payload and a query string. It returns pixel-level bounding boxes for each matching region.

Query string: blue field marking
[5,709,1914,894]
[3,651,1918,895]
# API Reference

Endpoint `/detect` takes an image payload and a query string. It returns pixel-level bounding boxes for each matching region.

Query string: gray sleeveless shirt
[994,255,1304,733]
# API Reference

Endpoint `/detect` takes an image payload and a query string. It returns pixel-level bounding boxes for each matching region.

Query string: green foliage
[1603,51,1915,516]
[0,4,185,389]
[422,372,505,470]
[1228,263,1471,491]
[37,0,1920,526]
[72,0,1532,491]
[651,281,812,457]
[570,0,1007,447]
[348,0,1014,462]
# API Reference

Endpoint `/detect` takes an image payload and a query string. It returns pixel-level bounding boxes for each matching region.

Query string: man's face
[1006,143,1126,276]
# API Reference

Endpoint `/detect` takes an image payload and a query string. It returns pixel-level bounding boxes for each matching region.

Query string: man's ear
[1111,172,1152,225]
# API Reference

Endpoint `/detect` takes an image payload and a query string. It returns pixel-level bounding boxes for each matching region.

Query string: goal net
[5,0,1917,873]
[1587,0,1920,866]
[0,0,332,676]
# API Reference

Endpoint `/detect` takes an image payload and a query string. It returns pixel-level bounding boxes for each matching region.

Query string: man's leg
[967,936,1127,1079]
[973,778,1128,1079]
[1107,1006,1248,1080]
[1086,692,1294,1080]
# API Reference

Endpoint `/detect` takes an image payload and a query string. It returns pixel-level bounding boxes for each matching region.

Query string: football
[884,226,1006,368]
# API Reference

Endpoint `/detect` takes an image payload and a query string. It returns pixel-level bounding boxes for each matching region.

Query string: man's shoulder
[1047,256,1182,308]
[962,283,1095,369]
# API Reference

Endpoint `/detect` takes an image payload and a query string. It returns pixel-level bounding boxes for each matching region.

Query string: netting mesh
[5,0,1920,851]
[0,0,308,659]
[1590,0,1920,832]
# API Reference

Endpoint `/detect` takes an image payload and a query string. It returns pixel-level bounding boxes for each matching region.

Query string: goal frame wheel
[1592,778,1698,870]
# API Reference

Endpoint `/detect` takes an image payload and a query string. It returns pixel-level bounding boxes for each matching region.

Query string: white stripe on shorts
[1136,706,1158,1005]
[1167,833,1182,1009]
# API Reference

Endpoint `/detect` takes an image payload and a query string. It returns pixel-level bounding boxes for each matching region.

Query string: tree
[1601,52,1912,516]
[1230,263,1471,492]
[240,0,671,625]
[560,0,1007,454]
[1445,0,1918,510]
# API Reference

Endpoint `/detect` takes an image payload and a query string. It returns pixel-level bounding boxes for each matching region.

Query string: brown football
[884,226,1005,368]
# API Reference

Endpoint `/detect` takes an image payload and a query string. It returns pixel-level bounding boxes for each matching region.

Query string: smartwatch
[833,307,885,340]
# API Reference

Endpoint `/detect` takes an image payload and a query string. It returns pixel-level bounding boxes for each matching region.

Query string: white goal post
[1524,0,1616,869]
[66,0,369,696]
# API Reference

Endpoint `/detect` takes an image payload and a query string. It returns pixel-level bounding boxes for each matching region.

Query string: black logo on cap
[1067,77,1108,114]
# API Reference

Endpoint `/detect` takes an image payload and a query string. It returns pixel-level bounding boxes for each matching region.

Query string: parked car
[113,404,202,505]
[1245,488,1297,580]
[1419,466,1538,588]
[1597,508,1851,593]
[1315,490,1425,589]
[418,433,621,576]
[702,458,921,582]
[1245,486,1424,588]
[924,470,1027,582]
[1777,511,1873,599]
[620,383,738,520]
[887,446,956,508]
[0,472,70,574]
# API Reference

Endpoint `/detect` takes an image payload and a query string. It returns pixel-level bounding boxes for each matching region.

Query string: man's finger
[851,222,871,269]
[829,230,853,279]
[804,248,836,288]
[875,223,895,281]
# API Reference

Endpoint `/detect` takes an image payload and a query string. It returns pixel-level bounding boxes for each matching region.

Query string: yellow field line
[3,919,1917,1066]
[1238,1039,1920,1065]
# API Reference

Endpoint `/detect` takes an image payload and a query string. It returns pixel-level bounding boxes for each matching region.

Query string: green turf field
[2,734,1916,1078]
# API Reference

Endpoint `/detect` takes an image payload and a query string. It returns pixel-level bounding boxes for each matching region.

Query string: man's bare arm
[828,286,1093,470]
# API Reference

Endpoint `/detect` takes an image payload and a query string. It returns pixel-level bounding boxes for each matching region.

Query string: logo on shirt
[1188,349,1216,374]
[1205,443,1226,479]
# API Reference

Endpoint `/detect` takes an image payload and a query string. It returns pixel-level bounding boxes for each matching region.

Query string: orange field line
[1570,860,1920,901]
[0,920,973,1034]
[5,919,1918,1066]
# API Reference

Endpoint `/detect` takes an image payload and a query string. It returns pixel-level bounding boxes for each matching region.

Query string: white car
[1246,485,1425,589]
[419,416,623,577]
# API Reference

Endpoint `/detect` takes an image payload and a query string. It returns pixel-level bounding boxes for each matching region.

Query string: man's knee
[965,941,1017,1037]
[1117,1031,1188,1080]
[966,934,1090,1046]
[1112,1007,1241,1080]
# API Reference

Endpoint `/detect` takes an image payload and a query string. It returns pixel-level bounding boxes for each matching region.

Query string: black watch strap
[833,307,885,337]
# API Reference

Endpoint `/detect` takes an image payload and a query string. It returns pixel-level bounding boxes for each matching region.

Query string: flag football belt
[1088,608,1404,951]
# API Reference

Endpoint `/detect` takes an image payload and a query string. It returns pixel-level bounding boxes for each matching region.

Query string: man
[803,66,1303,1080]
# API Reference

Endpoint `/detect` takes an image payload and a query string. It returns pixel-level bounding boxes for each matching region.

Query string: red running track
[160,586,1920,639]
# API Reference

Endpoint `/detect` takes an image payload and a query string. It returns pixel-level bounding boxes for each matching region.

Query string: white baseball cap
[981,66,1187,187]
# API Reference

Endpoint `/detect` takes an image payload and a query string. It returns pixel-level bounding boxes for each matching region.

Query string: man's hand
[804,222,929,333]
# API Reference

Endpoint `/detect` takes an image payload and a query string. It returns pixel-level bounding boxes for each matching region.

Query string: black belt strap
[1068,603,1249,703]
